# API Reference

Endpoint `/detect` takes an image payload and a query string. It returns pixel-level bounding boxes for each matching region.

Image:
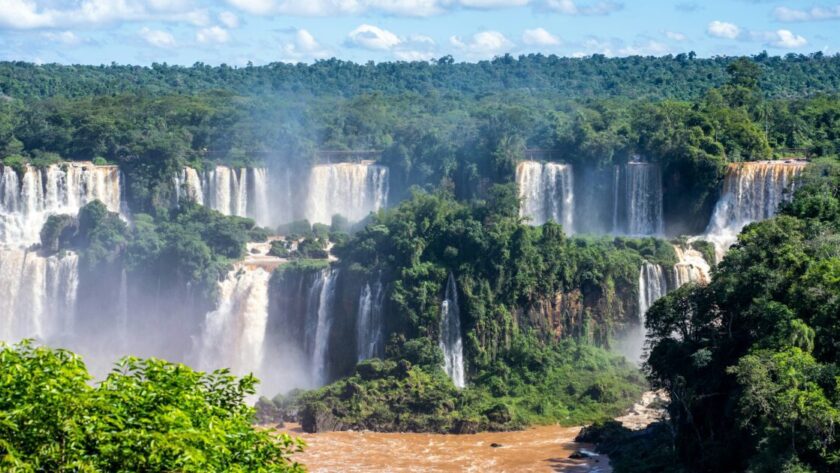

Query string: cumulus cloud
[0,0,208,30]
[450,31,513,58]
[218,11,239,28]
[754,29,808,48]
[707,20,741,39]
[139,27,176,48]
[774,5,840,22]
[196,26,229,44]
[346,24,401,50]
[571,36,669,57]
[393,34,437,61]
[226,0,277,15]
[522,27,560,46]
[665,31,687,41]
[280,28,330,62]
[544,0,622,15]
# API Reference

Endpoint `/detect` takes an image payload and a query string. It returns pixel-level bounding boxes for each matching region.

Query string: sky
[0,0,837,65]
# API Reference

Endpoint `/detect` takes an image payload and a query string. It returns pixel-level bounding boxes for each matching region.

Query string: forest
[0,53,839,472]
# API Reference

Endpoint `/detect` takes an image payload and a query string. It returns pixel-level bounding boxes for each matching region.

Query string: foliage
[644,158,840,472]
[282,338,644,433]
[0,341,305,472]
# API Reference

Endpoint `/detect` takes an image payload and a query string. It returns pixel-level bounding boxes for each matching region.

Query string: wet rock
[490,443,503,448]
[569,450,594,459]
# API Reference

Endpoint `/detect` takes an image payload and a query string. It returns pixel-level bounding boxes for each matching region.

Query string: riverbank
[280,423,610,472]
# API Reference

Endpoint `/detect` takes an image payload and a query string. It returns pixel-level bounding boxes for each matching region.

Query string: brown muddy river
[282,423,610,472]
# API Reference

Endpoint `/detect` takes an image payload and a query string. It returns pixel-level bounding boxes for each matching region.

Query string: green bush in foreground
[0,341,305,473]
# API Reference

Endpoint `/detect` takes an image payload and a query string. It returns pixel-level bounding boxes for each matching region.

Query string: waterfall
[311,268,339,385]
[0,162,121,247]
[440,273,466,388]
[639,263,669,319]
[305,162,389,225]
[196,264,272,376]
[0,249,79,343]
[516,161,575,232]
[672,244,711,287]
[177,166,274,227]
[705,160,807,258]
[356,277,385,361]
[614,162,664,236]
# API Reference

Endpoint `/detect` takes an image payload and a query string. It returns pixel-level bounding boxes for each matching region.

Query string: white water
[616,162,664,236]
[440,273,466,388]
[311,268,339,385]
[0,163,121,247]
[672,245,711,287]
[0,249,79,342]
[196,264,272,376]
[176,166,272,227]
[305,162,389,225]
[516,161,575,232]
[705,160,806,259]
[356,277,385,361]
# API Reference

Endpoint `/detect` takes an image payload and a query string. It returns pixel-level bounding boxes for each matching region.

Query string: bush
[0,341,305,472]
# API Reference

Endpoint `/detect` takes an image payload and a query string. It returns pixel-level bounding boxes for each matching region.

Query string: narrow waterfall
[177,166,272,227]
[613,162,664,236]
[439,273,466,388]
[705,160,807,257]
[311,268,339,385]
[196,264,272,376]
[639,263,669,318]
[516,161,575,232]
[305,162,389,225]
[0,249,79,342]
[356,277,385,361]
[0,163,121,247]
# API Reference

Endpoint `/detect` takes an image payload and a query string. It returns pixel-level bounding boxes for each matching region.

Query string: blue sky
[0,0,837,65]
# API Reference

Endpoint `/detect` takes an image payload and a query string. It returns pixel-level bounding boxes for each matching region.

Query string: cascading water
[176,166,272,227]
[356,277,385,361]
[196,264,272,376]
[705,160,806,258]
[516,161,575,232]
[440,273,466,388]
[0,162,122,247]
[0,249,79,342]
[613,162,664,236]
[672,245,711,287]
[305,162,389,225]
[311,268,339,385]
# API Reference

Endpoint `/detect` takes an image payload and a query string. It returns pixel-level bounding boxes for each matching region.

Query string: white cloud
[757,29,808,48]
[280,28,330,62]
[0,0,207,30]
[42,30,81,45]
[139,27,176,48]
[393,34,437,61]
[544,0,622,15]
[226,0,277,15]
[522,27,560,46]
[707,20,741,39]
[459,0,530,7]
[774,5,840,22]
[450,31,513,58]
[219,11,239,28]
[346,24,401,50]
[665,31,687,41]
[366,0,443,16]
[196,26,229,44]
[570,36,668,57]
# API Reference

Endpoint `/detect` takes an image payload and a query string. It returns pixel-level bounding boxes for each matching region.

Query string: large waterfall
[673,245,711,287]
[356,276,385,361]
[516,161,575,231]
[440,273,466,388]
[305,162,389,225]
[196,264,272,376]
[705,160,806,257]
[1,162,121,247]
[613,162,664,236]
[176,166,272,227]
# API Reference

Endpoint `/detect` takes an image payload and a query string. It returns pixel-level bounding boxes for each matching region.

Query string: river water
[281,423,610,472]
